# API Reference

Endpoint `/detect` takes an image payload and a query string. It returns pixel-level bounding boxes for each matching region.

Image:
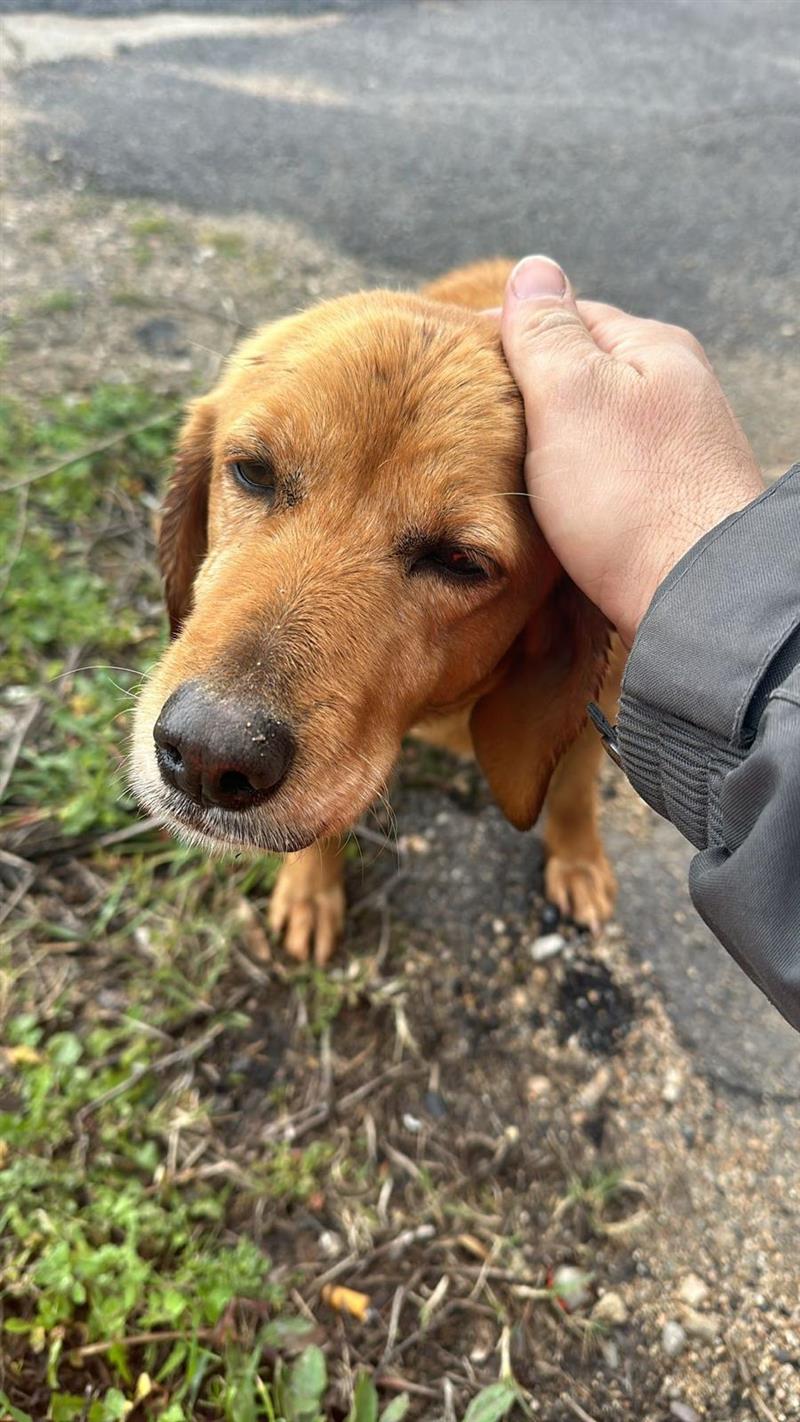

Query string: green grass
[110,289,152,309]
[34,290,83,316]
[0,386,179,835]
[203,230,247,260]
[129,214,185,241]
[0,1005,332,1421]
[0,384,321,1417]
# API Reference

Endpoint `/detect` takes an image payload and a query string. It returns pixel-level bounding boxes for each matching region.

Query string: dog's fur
[132,259,622,962]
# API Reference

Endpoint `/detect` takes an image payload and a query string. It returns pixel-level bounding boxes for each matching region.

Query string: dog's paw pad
[544,854,616,938]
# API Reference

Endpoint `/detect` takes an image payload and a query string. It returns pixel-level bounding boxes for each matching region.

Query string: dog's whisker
[49,663,144,683]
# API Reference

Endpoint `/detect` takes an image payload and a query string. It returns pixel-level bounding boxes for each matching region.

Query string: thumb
[501,255,600,388]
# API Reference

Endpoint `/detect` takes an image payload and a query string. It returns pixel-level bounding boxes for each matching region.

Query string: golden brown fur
[132,259,620,962]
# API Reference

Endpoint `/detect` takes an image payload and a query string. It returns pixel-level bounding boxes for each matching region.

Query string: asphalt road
[4,0,799,1094]
[7,0,800,352]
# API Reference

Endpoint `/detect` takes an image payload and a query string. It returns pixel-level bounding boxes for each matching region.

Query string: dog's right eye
[230,460,277,498]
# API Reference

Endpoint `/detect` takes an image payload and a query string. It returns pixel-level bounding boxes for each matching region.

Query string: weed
[566,1167,624,1214]
[204,230,247,260]
[0,1008,312,1418]
[558,1168,628,1236]
[129,214,184,241]
[34,290,82,316]
[0,385,179,828]
[110,289,152,309]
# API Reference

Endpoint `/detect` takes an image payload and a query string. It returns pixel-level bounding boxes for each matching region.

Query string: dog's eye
[230,460,277,497]
[412,545,490,582]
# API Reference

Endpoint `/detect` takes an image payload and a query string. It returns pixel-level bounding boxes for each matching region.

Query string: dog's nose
[153,681,295,810]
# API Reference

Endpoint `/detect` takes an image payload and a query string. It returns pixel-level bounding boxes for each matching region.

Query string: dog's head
[131,290,607,853]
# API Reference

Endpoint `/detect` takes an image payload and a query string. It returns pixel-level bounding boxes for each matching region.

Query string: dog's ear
[158,397,216,638]
[470,579,609,829]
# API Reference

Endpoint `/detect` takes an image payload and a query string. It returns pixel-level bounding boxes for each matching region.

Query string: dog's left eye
[412,545,490,582]
[230,460,277,498]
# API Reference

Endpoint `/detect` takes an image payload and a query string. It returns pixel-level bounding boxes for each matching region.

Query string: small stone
[540,903,561,931]
[662,1320,687,1357]
[591,1291,628,1327]
[422,1090,447,1120]
[669,1404,701,1422]
[681,1306,721,1343]
[530,932,566,962]
[398,833,429,854]
[134,316,185,355]
[550,1265,592,1312]
[677,1273,709,1307]
[577,1063,612,1111]
[662,1067,683,1104]
[318,1230,342,1258]
[600,1337,619,1369]
[492,917,506,934]
[526,1074,551,1101]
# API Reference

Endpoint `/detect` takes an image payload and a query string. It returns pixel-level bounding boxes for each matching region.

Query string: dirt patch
[0,97,365,415]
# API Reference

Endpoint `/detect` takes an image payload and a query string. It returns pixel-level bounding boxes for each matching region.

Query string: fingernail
[510,255,567,300]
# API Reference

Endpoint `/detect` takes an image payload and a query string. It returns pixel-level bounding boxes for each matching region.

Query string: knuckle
[666,323,707,358]
[518,309,579,354]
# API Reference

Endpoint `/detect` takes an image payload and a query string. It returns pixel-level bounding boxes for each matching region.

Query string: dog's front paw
[269,848,346,966]
[544,849,617,938]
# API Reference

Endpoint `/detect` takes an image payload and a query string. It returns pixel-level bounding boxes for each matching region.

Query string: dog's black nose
[153,681,295,810]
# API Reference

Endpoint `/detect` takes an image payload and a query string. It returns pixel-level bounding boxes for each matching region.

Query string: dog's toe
[269,854,346,966]
[544,852,617,937]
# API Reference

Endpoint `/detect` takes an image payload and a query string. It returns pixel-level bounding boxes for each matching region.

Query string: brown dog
[131,259,622,963]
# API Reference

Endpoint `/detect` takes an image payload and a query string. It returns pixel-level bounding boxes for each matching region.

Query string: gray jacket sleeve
[616,464,800,1032]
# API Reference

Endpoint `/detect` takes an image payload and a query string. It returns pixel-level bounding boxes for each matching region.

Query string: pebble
[318,1230,342,1258]
[526,1074,551,1101]
[530,932,566,962]
[669,1404,701,1422]
[662,1320,688,1357]
[662,1066,684,1104]
[600,1338,619,1369]
[677,1273,709,1307]
[577,1063,613,1111]
[540,903,561,931]
[422,1090,447,1120]
[681,1306,721,1343]
[591,1291,628,1326]
[551,1265,592,1312]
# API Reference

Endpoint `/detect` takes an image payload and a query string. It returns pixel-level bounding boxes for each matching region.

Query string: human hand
[499,256,765,648]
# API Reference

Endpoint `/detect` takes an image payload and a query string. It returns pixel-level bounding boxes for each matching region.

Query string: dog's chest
[410,707,475,760]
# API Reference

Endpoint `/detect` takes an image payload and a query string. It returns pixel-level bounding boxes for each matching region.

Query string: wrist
[610,488,765,648]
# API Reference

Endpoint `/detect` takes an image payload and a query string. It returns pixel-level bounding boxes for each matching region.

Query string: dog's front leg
[542,723,616,936]
[269,840,347,966]
[542,645,624,936]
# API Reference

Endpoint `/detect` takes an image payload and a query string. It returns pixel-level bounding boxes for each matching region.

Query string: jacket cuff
[617,464,800,850]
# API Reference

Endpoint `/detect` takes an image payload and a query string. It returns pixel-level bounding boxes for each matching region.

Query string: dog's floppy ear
[158,397,216,638]
[470,579,609,830]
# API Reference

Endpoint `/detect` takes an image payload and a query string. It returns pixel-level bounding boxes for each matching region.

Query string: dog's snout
[153,681,295,811]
